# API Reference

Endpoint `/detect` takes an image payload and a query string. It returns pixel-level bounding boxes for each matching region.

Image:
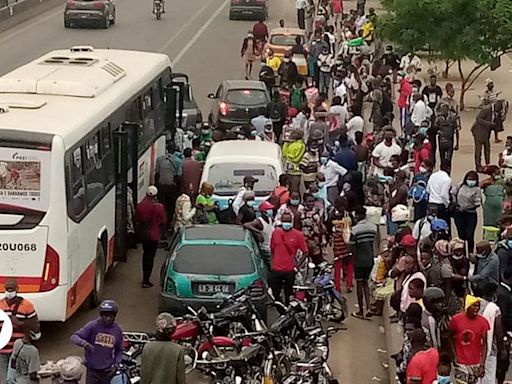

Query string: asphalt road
[0,0,391,382]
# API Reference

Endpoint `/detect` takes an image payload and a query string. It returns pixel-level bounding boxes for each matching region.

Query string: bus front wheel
[89,241,106,308]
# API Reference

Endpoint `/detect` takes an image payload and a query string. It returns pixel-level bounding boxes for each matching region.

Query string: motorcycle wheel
[184,347,198,374]
[324,294,347,323]
[156,9,161,19]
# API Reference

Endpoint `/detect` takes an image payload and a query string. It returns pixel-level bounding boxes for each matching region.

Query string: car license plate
[198,284,230,294]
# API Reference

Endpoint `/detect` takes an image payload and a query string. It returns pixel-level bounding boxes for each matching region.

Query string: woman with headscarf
[241,30,259,80]
[301,193,327,264]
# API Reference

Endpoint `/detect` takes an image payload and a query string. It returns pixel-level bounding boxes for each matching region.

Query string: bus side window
[70,147,87,218]
[84,132,106,205]
[101,124,114,187]
[139,89,156,152]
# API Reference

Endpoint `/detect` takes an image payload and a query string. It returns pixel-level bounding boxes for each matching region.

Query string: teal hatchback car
[159,225,268,316]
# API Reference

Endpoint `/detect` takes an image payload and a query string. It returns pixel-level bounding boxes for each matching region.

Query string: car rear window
[226,90,268,106]
[270,34,303,46]
[173,245,255,275]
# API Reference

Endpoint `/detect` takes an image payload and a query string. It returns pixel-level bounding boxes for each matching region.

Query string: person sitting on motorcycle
[141,313,185,384]
[259,59,275,93]
[152,0,165,14]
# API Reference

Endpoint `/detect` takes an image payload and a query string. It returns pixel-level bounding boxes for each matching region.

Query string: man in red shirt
[406,328,439,384]
[397,72,412,132]
[252,18,268,44]
[449,295,490,384]
[269,212,308,304]
[135,186,167,288]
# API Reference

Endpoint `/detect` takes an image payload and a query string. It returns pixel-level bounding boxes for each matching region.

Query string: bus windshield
[0,146,51,213]
[208,163,278,196]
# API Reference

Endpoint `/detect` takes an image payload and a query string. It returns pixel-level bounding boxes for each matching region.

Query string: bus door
[113,122,140,262]
[164,82,184,143]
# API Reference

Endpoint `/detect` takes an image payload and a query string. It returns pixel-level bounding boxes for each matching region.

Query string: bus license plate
[198,284,230,294]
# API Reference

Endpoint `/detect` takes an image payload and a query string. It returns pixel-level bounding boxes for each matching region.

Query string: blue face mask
[282,222,293,231]
[247,200,255,207]
[320,157,328,165]
[251,130,257,137]
[290,199,300,206]
[437,376,450,384]
[466,180,477,187]
[266,210,274,218]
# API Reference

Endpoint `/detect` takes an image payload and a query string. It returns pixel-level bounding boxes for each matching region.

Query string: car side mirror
[207,93,215,99]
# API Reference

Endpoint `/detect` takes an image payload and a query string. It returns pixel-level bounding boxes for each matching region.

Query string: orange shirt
[0,297,37,354]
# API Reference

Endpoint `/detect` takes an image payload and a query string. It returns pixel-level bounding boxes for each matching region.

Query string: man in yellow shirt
[266,49,282,73]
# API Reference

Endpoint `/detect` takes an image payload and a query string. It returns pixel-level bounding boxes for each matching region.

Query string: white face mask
[5,291,16,300]
[30,331,42,341]
[419,166,427,174]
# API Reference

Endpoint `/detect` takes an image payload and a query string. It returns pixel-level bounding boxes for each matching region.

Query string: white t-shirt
[346,116,364,142]
[371,141,402,177]
[334,83,347,103]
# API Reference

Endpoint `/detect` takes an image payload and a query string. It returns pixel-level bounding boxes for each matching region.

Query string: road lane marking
[0,6,62,45]
[170,0,229,66]
[157,0,217,53]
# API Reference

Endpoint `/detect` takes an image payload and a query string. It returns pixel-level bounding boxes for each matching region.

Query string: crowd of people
[3,1,512,384]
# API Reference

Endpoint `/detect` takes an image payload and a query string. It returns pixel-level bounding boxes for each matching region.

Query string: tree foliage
[380,0,512,108]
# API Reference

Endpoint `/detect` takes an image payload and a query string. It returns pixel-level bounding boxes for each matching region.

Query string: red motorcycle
[123,307,240,373]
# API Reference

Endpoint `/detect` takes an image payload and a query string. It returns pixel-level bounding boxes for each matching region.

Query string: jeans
[318,71,330,95]
[157,183,178,226]
[386,212,398,236]
[439,140,454,174]
[141,240,158,284]
[454,210,478,254]
[297,8,305,29]
[0,353,11,384]
[86,367,114,384]
[474,136,491,168]
[268,270,295,305]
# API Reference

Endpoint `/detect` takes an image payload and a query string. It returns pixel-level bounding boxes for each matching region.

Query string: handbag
[193,205,209,224]
[216,200,236,224]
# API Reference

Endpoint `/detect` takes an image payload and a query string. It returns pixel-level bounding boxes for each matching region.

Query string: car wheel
[89,241,106,308]
[229,10,235,20]
[64,18,71,28]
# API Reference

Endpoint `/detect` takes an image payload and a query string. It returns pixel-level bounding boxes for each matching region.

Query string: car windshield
[208,163,278,196]
[226,89,268,106]
[173,245,255,275]
[270,34,303,46]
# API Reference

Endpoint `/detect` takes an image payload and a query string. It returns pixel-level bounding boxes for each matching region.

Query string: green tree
[380,0,512,109]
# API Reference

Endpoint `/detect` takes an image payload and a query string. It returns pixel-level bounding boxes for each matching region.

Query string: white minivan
[200,140,284,210]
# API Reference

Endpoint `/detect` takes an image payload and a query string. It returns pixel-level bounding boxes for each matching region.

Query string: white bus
[0,46,181,321]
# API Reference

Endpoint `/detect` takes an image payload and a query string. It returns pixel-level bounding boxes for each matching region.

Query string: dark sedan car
[229,0,267,20]
[207,80,270,131]
[64,0,116,28]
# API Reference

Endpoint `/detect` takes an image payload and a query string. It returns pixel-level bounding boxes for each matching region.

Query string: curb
[383,299,402,384]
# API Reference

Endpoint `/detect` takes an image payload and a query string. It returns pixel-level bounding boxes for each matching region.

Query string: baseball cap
[400,234,417,248]
[147,185,158,197]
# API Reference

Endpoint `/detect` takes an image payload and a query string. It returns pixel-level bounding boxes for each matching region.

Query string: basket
[482,226,500,241]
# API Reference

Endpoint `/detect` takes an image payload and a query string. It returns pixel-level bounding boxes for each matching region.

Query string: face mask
[264,127,273,133]
[466,180,477,187]
[202,130,210,135]
[452,253,464,261]
[282,222,293,231]
[507,145,511,150]
[290,199,300,206]
[320,157,328,165]
[419,166,427,174]
[5,291,16,300]
[284,58,290,63]
[437,376,450,384]
[247,200,255,207]
[30,331,42,341]
[266,210,273,218]
[476,252,487,259]
[507,240,512,249]
[251,130,257,137]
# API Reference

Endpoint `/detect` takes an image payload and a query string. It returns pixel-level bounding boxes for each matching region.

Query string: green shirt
[196,194,218,224]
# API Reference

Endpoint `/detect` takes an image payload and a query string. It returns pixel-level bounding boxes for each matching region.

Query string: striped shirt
[0,297,37,354]
[350,220,378,268]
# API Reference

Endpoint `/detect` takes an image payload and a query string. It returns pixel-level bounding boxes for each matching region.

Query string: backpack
[409,180,429,203]
[291,88,305,109]
[266,188,288,213]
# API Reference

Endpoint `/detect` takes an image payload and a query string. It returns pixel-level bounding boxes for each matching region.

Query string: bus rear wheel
[89,241,106,308]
